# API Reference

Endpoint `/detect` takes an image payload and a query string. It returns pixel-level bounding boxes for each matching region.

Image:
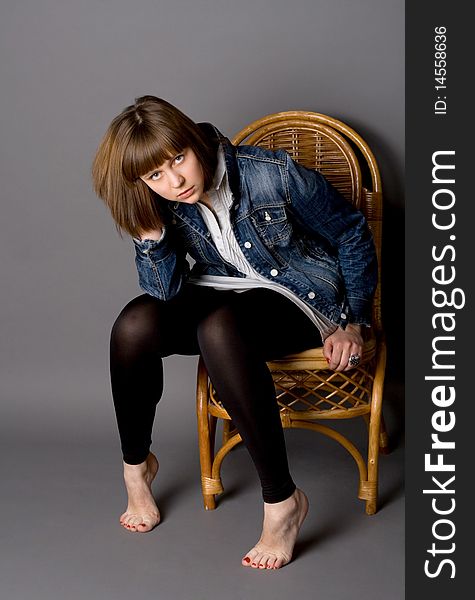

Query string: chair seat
[207,332,378,421]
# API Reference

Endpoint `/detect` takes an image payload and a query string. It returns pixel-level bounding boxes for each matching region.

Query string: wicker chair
[196,111,388,515]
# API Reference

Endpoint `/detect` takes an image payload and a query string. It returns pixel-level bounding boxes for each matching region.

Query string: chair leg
[362,411,390,455]
[379,414,390,454]
[209,414,217,459]
[365,339,386,515]
[222,419,232,445]
[362,409,381,515]
[365,447,379,514]
[196,357,217,510]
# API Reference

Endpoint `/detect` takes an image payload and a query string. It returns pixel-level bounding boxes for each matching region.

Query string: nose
[169,171,185,188]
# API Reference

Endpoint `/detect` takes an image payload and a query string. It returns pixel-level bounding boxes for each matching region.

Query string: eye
[150,171,161,181]
[174,153,185,165]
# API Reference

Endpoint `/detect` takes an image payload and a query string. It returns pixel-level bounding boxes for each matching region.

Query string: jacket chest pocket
[251,206,292,247]
[174,222,209,262]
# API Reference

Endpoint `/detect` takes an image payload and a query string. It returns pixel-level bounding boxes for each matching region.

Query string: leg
[196,289,322,568]
[110,294,170,532]
[109,286,218,532]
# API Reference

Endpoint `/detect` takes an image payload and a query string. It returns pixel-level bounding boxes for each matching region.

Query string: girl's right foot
[119,452,161,533]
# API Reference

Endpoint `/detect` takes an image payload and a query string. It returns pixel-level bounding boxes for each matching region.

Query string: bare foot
[119,452,161,533]
[241,488,309,570]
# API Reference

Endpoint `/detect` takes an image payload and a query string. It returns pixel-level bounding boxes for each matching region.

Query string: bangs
[122,124,188,182]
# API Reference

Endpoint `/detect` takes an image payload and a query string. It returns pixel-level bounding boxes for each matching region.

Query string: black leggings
[110,284,322,503]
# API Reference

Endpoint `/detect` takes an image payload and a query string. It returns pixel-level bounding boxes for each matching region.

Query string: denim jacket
[133,123,378,328]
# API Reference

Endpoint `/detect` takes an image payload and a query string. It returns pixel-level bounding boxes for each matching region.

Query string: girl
[92,95,378,570]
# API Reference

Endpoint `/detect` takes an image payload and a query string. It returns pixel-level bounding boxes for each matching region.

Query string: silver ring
[348,354,361,367]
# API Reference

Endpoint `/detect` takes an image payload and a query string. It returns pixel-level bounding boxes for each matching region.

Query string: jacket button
[265,212,272,221]
[244,241,252,248]
[270,269,278,277]
[308,291,316,299]
[340,312,347,319]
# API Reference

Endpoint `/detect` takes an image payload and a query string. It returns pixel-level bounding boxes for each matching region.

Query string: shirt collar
[211,146,226,191]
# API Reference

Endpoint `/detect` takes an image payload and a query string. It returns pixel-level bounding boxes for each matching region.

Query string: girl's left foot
[241,488,309,570]
[119,452,161,533]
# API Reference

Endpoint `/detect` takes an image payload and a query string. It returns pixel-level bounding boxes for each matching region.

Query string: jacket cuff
[133,227,168,257]
[345,295,373,327]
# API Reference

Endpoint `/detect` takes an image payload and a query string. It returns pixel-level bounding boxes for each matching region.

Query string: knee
[110,294,164,352]
[197,305,227,348]
[197,303,246,351]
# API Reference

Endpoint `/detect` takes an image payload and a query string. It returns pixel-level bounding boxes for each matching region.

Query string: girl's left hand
[323,324,363,371]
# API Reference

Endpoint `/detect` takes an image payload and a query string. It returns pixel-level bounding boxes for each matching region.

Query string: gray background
[1,1,404,599]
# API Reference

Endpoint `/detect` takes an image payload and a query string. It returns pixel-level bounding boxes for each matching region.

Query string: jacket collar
[198,122,241,200]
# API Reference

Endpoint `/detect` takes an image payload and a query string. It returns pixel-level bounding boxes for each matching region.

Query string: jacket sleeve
[282,151,378,326]
[133,225,190,301]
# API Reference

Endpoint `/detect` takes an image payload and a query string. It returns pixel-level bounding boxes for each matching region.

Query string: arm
[283,151,378,327]
[133,225,189,301]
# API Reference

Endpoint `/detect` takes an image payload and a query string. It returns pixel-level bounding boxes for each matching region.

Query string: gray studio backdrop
[0,0,404,445]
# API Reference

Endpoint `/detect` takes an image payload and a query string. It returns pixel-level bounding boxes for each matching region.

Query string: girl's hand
[323,323,363,372]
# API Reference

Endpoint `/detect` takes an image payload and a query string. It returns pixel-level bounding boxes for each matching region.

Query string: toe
[124,515,138,530]
[251,552,264,568]
[137,519,152,533]
[258,555,270,569]
[130,515,144,530]
[242,548,259,568]
[266,555,277,569]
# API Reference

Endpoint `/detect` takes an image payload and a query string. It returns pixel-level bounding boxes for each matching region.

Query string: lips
[177,186,195,199]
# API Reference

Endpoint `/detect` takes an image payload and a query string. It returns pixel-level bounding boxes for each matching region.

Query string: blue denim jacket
[133,123,378,327]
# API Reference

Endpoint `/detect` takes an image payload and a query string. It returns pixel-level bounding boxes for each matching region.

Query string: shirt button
[340,312,347,319]
[270,269,278,277]
[308,291,316,299]
[244,241,252,248]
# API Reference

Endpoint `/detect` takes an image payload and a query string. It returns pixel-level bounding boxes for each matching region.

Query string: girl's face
[139,147,205,204]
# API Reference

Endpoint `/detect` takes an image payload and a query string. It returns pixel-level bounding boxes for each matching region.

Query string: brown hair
[92,96,217,238]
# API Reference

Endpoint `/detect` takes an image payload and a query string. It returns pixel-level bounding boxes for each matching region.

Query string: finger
[328,344,344,370]
[336,346,351,371]
[338,340,359,371]
[343,344,363,372]
[323,339,333,364]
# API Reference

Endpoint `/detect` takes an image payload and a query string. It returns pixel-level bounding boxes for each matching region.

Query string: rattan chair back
[232,111,383,330]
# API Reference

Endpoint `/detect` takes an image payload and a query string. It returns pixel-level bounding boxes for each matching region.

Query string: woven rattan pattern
[208,360,375,421]
[249,127,359,206]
